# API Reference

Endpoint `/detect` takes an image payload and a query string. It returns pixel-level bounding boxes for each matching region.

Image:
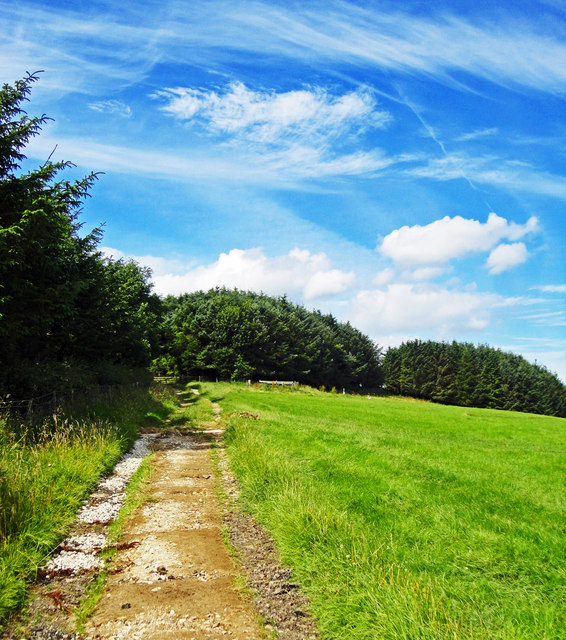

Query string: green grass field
[210,383,566,639]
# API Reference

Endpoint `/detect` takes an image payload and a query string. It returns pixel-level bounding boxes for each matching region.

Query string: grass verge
[217,383,566,640]
[0,383,177,628]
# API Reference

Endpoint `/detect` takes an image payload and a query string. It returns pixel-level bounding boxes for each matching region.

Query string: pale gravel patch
[137,500,210,533]
[153,476,196,488]
[62,533,107,553]
[190,568,221,583]
[93,610,245,640]
[99,476,128,492]
[118,535,184,584]
[44,550,104,576]
[78,495,124,525]
[45,434,157,574]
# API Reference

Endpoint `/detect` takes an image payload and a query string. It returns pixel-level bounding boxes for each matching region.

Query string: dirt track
[7,394,318,640]
[84,430,265,639]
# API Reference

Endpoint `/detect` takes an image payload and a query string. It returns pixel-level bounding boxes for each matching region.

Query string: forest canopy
[383,340,566,417]
[152,288,383,390]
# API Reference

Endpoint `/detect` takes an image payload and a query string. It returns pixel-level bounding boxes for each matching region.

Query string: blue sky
[2,0,565,380]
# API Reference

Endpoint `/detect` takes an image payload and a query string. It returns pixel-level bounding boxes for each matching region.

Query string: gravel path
[4,393,319,640]
[84,430,264,640]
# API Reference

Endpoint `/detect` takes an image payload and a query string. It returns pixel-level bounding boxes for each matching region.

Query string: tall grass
[0,384,177,625]
[218,384,566,640]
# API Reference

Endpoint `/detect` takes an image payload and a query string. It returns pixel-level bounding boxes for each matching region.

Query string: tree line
[152,288,383,389]
[383,340,566,417]
[1,74,565,417]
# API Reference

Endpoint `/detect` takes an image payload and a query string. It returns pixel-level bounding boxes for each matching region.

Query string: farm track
[5,394,318,640]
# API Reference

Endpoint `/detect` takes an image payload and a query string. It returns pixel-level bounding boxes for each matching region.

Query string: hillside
[220,383,566,639]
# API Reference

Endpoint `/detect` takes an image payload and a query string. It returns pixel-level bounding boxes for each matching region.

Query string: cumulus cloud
[486,242,528,274]
[408,266,447,281]
[103,246,356,300]
[100,247,187,276]
[372,267,395,287]
[379,212,538,266]
[153,82,390,146]
[350,283,499,335]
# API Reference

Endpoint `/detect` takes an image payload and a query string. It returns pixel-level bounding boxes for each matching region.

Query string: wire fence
[0,382,146,422]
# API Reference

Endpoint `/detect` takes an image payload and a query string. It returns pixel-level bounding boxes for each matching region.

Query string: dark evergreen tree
[155,288,383,389]
[0,73,160,394]
[383,340,566,418]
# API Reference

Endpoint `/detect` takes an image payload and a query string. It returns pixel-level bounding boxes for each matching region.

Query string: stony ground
[4,393,319,640]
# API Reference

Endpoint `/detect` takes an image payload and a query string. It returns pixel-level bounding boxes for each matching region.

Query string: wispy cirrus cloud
[455,127,498,142]
[153,82,390,145]
[407,154,566,199]
[4,1,566,96]
[532,284,566,293]
[519,310,566,327]
[89,99,132,118]
[25,133,402,183]
[209,2,566,95]
[152,82,393,176]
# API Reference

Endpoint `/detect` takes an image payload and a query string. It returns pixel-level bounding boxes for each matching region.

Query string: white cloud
[100,247,187,276]
[25,134,397,183]
[103,246,356,300]
[89,99,132,118]
[6,1,566,99]
[455,127,498,142]
[350,283,498,335]
[154,83,389,144]
[153,82,391,176]
[532,284,566,293]
[303,269,356,299]
[407,266,447,281]
[372,267,395,287]
[486,242,528,274]
[408,155,566,199]
[245,5,566,95]
[379,213,538,266]
[520,310,566,327]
